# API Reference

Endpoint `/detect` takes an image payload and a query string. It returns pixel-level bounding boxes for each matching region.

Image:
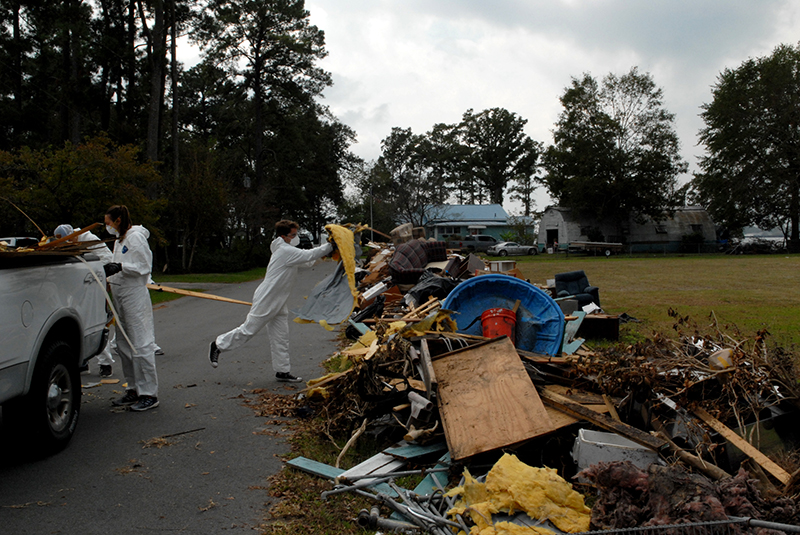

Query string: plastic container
[442,274,564,355]
[572,429,661,473]
[481,308,517,344]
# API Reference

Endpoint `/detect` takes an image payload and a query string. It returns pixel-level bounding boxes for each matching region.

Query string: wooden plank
[413,453,451,496]
[339,452,406,482]
[383,441,448,461]
[693,408,790,485]
[545,404,609,431]
[432,336,554,460]
[146,284,252,306]
[538,386,667,452]
[287,456,344,480]
[288,456,399,496]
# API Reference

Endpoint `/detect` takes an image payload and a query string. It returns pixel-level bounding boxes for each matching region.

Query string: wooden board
[431,336,554,460]
[545,404,609,431]
[538,387,666,452]
[287,456,345,480]
[693,408,790,485]
[383,440,448,461]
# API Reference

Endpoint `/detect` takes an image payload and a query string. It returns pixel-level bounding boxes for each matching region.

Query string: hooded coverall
[215,237,333,373]
[73,228,117,367]
[107,225,158,397]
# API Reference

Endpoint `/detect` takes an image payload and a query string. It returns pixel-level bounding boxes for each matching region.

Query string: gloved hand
[103,262,122,277]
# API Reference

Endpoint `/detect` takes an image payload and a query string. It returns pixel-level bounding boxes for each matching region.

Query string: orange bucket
[480,308,517,345]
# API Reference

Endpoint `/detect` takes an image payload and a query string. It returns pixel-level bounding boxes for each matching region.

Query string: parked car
[297,231,313,249]
[487,241,538,256]
[1,252,110,453]
[447,234,498,253]
[0,236,40,248]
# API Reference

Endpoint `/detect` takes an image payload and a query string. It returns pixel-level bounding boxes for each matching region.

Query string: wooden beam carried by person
[146,284,252,306]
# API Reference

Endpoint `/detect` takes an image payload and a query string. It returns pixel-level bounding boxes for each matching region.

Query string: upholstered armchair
[554,270,600,307]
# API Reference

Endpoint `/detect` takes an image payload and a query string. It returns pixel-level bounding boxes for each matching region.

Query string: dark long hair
[106,205,132,240]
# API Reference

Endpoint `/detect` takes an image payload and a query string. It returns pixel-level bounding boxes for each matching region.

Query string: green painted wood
[383,441,448,460]
[287,456,344,480]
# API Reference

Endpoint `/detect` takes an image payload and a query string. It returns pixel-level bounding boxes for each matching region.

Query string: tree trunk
[253,51,264,186]
[170,0,179,181]
[11,1,22,128]
[138,0,167,162]
[790,176,800,253]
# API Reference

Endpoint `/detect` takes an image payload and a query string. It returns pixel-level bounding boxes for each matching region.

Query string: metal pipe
[356,507,422,533]
[337,466,450,484]
[731,516,800,533]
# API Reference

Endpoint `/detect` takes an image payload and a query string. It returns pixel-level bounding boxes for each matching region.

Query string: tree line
[1,1,797,269]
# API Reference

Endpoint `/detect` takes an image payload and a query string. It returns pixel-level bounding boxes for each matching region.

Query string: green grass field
[505,252,800,347]
[151,255,800,346]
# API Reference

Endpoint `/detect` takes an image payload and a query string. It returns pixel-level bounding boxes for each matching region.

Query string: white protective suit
[78,229,116,366]
[215,237,333,373]
[107,225,158,397]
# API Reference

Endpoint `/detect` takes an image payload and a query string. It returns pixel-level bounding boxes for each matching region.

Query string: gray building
[538,206,717,253]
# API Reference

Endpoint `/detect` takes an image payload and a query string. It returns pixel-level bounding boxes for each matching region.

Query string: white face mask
[289,236,300,247]
[106,224,119,236]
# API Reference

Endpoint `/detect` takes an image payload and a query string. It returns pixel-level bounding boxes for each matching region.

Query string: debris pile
[260,228,800,533]
[0,222,107,257]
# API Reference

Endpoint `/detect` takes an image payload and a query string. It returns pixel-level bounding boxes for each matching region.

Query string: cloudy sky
[303,0,800,213]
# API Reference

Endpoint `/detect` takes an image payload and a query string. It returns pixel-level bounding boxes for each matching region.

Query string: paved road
[0,260,339,534]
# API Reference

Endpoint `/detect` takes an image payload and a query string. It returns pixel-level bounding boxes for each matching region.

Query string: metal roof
[427,204,508,223]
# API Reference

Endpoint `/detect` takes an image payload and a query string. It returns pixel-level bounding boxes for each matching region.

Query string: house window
[440,226,458,235]
[654,224,667,234]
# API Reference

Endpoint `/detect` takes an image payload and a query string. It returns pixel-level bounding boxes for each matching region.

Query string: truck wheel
[4,340,80,454]
[605,249,612,257]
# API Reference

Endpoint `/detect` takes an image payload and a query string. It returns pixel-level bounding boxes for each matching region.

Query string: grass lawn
[502,252,800,347]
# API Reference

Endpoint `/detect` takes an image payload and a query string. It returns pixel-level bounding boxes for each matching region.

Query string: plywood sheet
[432,336,554,460]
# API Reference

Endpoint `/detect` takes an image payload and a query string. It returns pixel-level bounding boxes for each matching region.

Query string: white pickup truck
[1,250,110,453]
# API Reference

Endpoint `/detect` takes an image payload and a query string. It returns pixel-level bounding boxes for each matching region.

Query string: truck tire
[4,340,80,454]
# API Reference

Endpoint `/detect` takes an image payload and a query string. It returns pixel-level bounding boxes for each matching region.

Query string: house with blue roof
[422,204,535,242]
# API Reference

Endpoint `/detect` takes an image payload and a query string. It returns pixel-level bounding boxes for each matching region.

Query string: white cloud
[304,2,800,213]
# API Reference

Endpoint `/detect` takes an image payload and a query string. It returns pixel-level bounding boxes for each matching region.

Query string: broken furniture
[576,313,620,340]
[387,239,448,286]
[442,273,565,355]
[554,269,600,307]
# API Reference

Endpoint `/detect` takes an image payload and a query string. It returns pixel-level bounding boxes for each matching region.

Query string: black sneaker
[112,390,139,406]
[99,365,112,377]
[129,396,159,412]
[209,341,220,368]
[155,347,164,356]
[276,372,303,383]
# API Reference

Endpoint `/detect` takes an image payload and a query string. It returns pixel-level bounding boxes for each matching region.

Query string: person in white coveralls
[207,219,334,383]
[103,205,159,411]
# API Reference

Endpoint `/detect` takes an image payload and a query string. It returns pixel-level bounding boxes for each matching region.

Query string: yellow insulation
[447,453,590,534]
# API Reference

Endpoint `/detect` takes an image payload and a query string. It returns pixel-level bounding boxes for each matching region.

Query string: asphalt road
[0,259,339,534]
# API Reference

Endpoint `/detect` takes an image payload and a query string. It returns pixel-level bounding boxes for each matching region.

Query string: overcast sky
[303,0,800,214]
